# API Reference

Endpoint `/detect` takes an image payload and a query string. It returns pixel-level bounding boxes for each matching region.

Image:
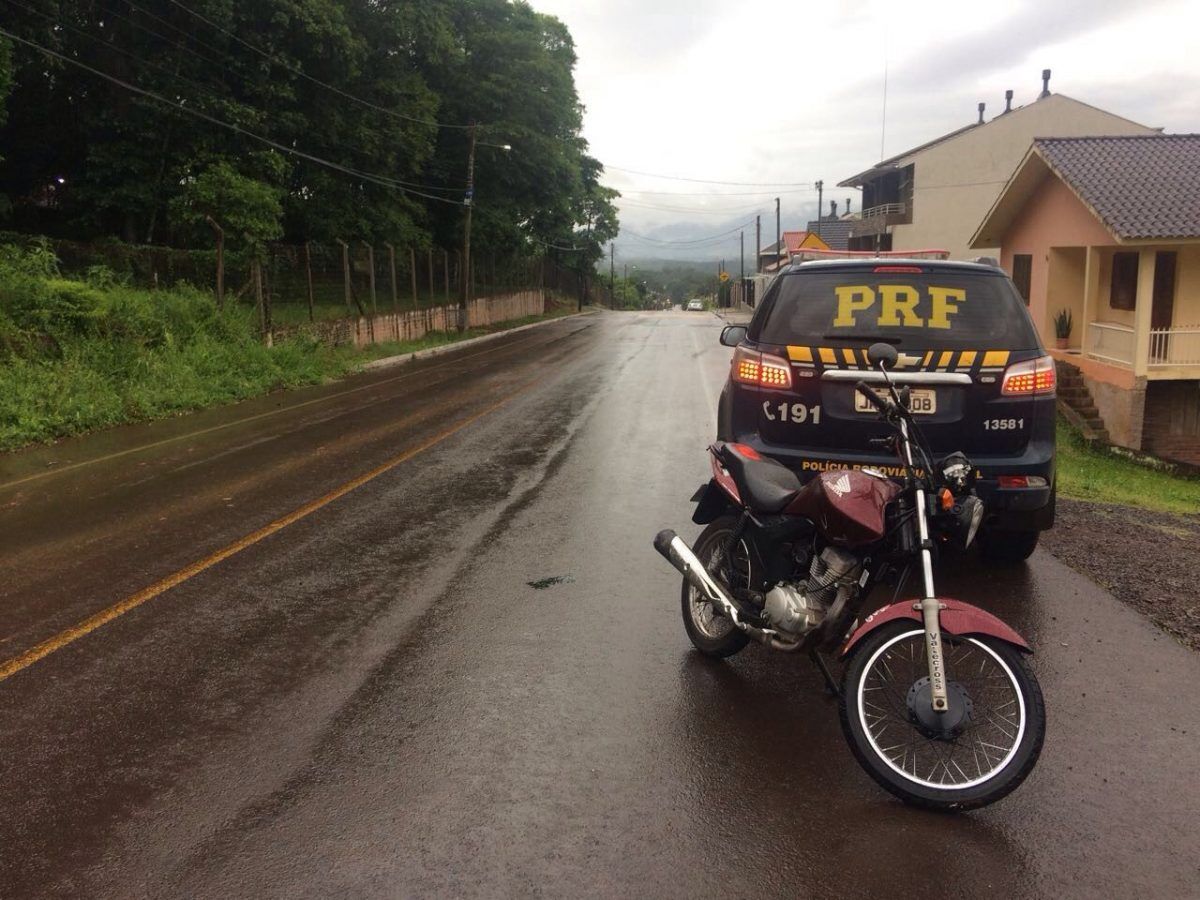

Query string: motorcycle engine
[763,546,862,636]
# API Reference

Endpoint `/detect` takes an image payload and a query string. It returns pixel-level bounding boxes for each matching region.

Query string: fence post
[252,257,271,346]
[303,241,315,323]
[409,246,419,310]
[443,249,450,303]
[427,247,435,306]
[336,239,353,312]
[385,242,398,311]
[206,216,224,309]
[363,242,377,315]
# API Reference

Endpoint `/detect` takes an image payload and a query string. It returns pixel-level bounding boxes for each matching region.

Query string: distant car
[716,257,1056,562]
[686,299,705,311]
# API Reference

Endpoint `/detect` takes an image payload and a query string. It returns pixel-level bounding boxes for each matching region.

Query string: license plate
[855,387,937,415]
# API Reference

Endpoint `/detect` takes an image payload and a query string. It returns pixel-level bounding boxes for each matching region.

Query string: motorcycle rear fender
[691,479,733,525]
[840,598,1032,657]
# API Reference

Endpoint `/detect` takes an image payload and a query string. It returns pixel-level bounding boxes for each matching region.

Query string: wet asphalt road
[1,311,1198,898]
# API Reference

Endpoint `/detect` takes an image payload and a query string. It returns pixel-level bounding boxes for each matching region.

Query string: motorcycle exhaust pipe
[653,530,798,649]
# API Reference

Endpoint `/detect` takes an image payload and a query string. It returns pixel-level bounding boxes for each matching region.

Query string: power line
[0,27,466,205]
[2,2,468,196]
[616,199,773,216]
[163,0,475,131]
[605,164,812,187]
[612,186,818,198]
[619,221,755,245]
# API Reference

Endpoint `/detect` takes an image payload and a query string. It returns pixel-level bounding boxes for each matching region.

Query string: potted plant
[1053,308,1072,349]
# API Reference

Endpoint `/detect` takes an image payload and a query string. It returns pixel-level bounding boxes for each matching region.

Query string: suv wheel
[978,528,1039,564]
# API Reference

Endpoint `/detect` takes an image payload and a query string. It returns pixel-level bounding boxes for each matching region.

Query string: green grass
[1056,418,1200,515]
[0,243,580,452]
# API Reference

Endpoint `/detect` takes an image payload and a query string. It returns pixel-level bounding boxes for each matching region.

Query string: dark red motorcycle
[653,342,1045,810]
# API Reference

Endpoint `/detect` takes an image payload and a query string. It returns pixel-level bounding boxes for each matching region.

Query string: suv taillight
[1001,355,1056,396]
[732,346,792,390]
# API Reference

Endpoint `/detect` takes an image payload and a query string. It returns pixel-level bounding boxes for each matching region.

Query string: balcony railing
[861,202,906,220]
[1087,321,1135,366]
[1149,325,1200,367]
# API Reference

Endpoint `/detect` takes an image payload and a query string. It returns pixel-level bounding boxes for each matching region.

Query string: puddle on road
[527,575,575,590]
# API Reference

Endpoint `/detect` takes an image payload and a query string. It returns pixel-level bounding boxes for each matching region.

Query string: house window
[1012,255,1032,305]
[1110,252,1139,311]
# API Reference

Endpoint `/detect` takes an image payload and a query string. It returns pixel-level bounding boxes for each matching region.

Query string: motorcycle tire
[680,516,750,659]
[839,620,1045,811]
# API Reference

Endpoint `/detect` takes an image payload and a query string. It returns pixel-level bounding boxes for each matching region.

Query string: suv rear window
[756,269,1039,350]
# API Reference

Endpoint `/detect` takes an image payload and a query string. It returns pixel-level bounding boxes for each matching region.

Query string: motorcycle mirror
[867,342,899,370]
[719,325,748,347]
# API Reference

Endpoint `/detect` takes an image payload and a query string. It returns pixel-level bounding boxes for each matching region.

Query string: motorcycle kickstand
[810,650,841,699]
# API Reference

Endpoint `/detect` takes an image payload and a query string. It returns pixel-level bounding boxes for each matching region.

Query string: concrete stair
[1055,360,1110,443]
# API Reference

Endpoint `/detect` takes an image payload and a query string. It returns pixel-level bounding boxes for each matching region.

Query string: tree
[169,157,286,247]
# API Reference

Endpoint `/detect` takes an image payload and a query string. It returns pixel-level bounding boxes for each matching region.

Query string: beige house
[838,71,1156,261]
[972,135,1200,465]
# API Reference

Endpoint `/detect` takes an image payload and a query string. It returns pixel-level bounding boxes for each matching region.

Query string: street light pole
[775,197,781,270]
[816,179,824,239]
[459,121,477,331]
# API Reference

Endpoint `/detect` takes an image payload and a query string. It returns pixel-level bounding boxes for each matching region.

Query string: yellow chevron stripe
[938,350,953,369]
[818,347,836,365]
[787,345,814,362]
[958,350,977,368]
[982,350,1011,367]
[922,351,934,369]
[842,348,857,366]
[860,348,871,367]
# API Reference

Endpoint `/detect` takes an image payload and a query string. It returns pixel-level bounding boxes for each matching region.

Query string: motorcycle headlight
[954,495,985,549]
[940,451,974,494]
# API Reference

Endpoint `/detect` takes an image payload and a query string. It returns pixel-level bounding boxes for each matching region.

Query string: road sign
[719,271,730,283]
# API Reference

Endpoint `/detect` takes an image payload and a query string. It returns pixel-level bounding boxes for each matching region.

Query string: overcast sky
[534,0,1200,261]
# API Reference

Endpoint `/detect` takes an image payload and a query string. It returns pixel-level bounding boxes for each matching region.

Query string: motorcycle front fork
[912,482,949,712]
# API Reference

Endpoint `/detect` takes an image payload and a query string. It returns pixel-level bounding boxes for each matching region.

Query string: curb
[360,308,598,373]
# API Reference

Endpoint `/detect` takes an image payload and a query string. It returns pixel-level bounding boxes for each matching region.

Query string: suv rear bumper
[729,434,1056,532]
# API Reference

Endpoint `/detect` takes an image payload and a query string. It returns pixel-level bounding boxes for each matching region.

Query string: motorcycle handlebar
[855,380,891,414]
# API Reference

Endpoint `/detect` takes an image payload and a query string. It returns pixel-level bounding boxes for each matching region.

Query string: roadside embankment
[0,243,579,451]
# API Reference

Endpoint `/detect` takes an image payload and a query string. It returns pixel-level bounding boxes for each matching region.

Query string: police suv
[716,256,1055,562]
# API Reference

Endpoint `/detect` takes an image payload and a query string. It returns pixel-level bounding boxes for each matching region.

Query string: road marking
[0,381,537,683]
[0,323,583,493]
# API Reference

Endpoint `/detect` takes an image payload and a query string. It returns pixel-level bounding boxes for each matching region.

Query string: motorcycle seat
[717,443,802,514]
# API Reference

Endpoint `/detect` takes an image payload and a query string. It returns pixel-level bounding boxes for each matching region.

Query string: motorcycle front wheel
[840,621,1045,811]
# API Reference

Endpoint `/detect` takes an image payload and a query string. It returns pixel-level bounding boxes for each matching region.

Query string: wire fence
[1,231,607,339]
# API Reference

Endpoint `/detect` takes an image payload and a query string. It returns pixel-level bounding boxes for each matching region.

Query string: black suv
[716,258,1055,562]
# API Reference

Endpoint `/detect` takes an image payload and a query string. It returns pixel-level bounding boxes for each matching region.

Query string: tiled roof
[1035,135,1200,239]
[805,219,854,251]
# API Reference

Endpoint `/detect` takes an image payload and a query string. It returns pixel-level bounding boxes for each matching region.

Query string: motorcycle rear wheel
[839,621,1045,811]
[680,516,751,658]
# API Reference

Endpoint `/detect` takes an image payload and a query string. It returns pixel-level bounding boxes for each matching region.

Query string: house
[837,70,1157,260]
[806,199,857,251]
[971,134,1200,465]
[757,230,830,272]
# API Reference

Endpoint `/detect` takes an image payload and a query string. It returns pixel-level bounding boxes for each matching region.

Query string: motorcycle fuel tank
[785,469,900,547]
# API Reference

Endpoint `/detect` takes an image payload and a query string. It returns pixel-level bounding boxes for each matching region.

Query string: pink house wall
[999,173,1117,341]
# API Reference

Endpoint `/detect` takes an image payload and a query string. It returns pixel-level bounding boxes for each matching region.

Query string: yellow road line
[0,324,575,493]
[0,381,536,683]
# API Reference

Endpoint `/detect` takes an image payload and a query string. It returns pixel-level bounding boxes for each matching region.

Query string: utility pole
[459,121,477,331]
[610,243,615,304]
[740,230,745,281]
[755,215,761,274]
[775,198,781,270]
[816,179,824,239]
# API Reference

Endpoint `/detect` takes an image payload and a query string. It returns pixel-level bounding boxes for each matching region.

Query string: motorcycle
[653,342,1045,810]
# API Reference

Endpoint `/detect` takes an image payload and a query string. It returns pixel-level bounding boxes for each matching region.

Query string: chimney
[977,102,986,124]
[1040,68,1052,98]
[830,200,837,218]
[845,197,852,217]
[1004,89,1013,113]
